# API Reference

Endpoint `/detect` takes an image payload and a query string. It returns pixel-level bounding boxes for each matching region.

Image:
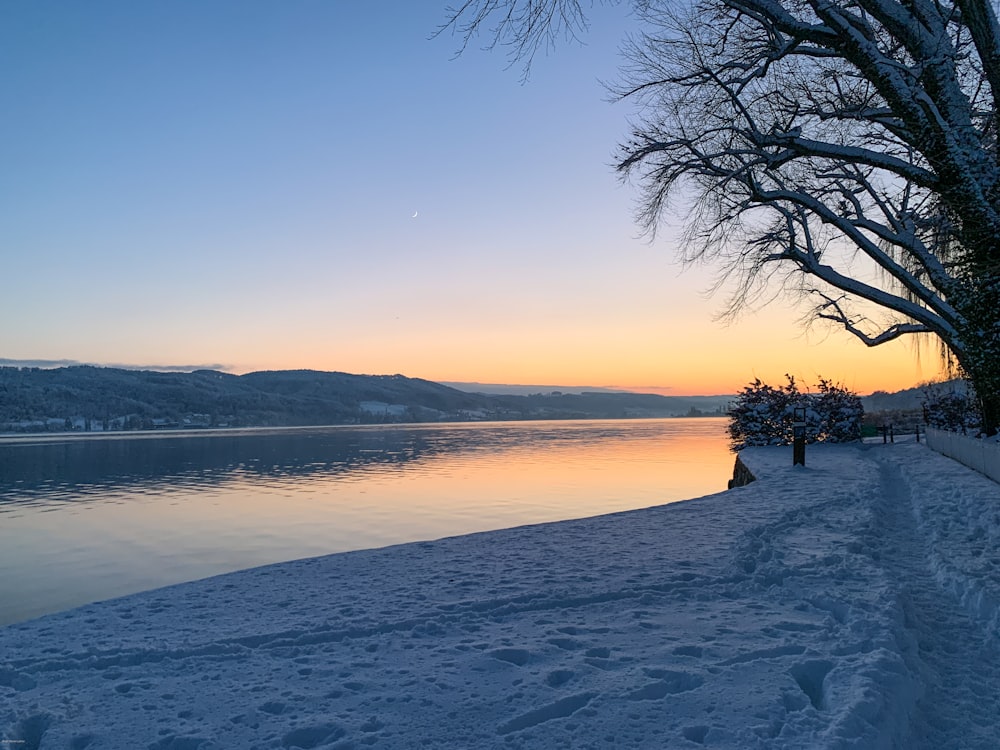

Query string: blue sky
[0,1,937,394]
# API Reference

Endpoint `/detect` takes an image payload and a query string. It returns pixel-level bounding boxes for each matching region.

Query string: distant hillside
[495,392,732,419]
[859,378,970,430]
[862,379,967,412]
[0,367,733,433]
[441,382,635,396]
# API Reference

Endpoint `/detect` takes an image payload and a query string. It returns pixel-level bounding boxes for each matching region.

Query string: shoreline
[4,443,998,747]
[0,414,729,444]
[0,419,735,628]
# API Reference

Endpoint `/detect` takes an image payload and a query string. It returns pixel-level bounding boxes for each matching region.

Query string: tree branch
[811,291,934,346]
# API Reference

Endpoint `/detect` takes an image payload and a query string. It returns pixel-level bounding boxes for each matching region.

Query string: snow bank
[885,442,1000,633]
[1,443,997,749]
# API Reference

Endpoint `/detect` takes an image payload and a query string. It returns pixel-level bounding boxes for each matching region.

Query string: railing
[925,427,1000,484]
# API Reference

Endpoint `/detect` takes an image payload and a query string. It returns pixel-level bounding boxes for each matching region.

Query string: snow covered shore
[2,442,999,749]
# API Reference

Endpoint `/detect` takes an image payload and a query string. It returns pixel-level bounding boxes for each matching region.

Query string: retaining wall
[925,427,1000,484]
[728,455,757,488]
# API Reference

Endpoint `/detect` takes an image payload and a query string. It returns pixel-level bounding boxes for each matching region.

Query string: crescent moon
[411,211,418,218]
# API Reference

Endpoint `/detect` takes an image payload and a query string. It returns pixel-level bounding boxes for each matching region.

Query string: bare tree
[444,0,1000,435]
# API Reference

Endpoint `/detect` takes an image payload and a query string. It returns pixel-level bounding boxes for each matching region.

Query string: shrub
[728,375,863,450]
[922,384,981,433]
[813,378,864,443]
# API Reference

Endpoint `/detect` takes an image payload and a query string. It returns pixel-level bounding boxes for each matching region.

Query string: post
[916,424,921,443]
[793,406,806,466]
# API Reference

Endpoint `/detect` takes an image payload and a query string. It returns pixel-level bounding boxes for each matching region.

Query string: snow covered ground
[1,441,999,749]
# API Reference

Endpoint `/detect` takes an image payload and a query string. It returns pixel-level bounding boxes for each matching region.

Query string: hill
[862,378,968,412]
[860,378,969,429]
[0,366,733,433]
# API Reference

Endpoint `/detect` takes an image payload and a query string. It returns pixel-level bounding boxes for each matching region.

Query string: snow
[1,442,999,749]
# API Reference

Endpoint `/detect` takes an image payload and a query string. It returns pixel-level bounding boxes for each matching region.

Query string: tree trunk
[952,274,1000,437]
[980,391,1000,438]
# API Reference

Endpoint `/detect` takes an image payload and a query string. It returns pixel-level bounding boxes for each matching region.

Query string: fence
[925,427,1000,484]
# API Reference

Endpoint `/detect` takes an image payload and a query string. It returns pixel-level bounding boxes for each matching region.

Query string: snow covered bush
[922,385,982,434]
[728,376,863,450]
[727,376,799,449]
[812,378,864,444]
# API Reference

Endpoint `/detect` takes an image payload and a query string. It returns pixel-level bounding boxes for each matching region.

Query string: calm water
[0,418,732,625]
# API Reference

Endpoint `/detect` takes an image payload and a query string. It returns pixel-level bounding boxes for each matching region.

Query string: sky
[0,1,946,396]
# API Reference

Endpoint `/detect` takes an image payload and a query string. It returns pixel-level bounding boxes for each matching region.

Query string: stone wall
[728,455,757,488]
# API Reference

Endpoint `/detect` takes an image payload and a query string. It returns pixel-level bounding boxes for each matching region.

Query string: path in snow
[872,447,1000,749]
[1,442,998,749]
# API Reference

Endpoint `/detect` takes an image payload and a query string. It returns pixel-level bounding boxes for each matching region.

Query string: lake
[0,417,733,626]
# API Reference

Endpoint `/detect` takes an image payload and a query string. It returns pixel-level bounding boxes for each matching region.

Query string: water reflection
[1,421,700,507]
[0,419,732,625]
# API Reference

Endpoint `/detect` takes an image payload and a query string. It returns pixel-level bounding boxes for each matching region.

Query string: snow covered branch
[812,292,933,346]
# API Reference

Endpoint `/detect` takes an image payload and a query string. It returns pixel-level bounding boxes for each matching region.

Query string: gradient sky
[1,2,945,396]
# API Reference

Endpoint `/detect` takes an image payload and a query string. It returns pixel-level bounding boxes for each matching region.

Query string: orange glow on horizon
[233,319,945,397]
[134,276,947,398]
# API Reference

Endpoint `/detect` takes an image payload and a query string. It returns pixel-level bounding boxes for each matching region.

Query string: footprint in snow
[489,648,531,666]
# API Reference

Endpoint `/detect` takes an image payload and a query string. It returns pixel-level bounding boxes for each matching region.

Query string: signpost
[793,406,806,466]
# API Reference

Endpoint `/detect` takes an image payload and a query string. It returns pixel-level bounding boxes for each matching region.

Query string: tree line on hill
[0,367,732,433]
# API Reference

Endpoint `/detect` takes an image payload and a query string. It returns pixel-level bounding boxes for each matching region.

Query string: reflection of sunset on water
[0,419,732,624]
[93,419,734,551]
